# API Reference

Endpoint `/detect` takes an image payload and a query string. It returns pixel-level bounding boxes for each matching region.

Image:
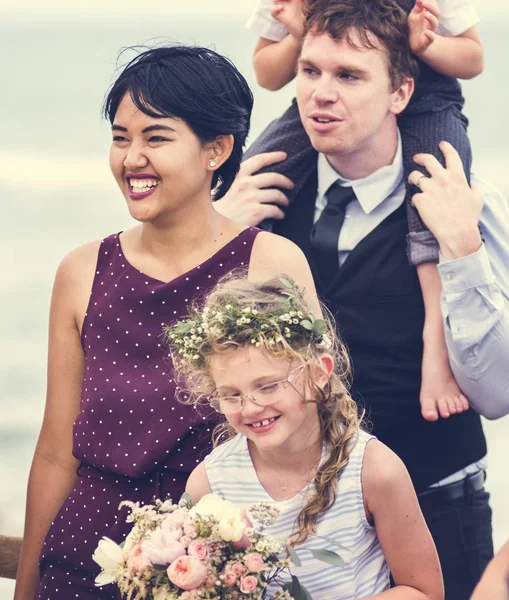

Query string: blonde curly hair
[168,274,363,546]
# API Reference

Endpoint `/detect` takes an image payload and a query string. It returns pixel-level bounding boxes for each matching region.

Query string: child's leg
[418,263,470,421]
[399,107,472,265]
[243,99,317,203]
[399,107,472,421]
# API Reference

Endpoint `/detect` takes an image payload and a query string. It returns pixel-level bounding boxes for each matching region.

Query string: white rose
[217,516,245,542]
[190,493,240,521]
[92,537,125,586]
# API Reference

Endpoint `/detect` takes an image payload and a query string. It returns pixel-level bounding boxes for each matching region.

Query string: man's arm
[0,535,22,579]
[438,241,509,420]
[409,142,509,419]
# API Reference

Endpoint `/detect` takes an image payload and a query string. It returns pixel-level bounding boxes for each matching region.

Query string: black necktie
[310,182,356,284]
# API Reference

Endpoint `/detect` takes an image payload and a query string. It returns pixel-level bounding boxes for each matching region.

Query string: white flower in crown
[92,536,125,585]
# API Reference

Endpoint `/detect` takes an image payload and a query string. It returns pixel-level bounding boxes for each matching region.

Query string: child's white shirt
[247,0,479,42]
[246,0,289,42]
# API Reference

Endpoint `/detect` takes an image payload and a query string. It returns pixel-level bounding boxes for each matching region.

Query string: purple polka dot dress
[37,227,260,599]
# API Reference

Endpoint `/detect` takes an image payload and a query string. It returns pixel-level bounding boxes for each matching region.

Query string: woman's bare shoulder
[52,239,104,326]
[59,239,103,274]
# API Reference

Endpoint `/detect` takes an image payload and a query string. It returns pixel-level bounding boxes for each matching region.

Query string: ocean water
[1,14,508,595]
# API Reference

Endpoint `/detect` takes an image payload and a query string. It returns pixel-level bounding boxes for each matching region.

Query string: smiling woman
[104,46,253,202]
[13,45,319,600]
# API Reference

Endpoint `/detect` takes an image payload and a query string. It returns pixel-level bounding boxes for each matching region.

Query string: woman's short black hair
[104,45,254,199]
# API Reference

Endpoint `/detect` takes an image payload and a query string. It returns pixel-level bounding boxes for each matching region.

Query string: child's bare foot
[420,344,470,421]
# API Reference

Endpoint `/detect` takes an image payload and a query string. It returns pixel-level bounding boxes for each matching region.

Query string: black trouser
[418,475,494,600]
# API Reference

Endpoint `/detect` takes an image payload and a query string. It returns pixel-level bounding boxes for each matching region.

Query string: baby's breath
[165,277,327,366]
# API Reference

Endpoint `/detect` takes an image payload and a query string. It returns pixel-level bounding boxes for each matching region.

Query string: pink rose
[142,527,186,566]
[240,575,258,594]
[126,542,151,573]
[167,555,208,590]
[223,568,237,586]
[244,552,264,573]
[205,575,216,587]
[187,539,209,561]
[232,562,246,577]
[180,535,192,549]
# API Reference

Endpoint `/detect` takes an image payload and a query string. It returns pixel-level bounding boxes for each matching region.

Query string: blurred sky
[3,0,505,19]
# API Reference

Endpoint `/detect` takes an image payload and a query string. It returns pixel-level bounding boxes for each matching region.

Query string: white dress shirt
[314,137,405,266]
[315,134,509,486]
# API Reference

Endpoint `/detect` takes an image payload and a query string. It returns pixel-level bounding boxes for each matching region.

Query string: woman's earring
[209,161,216,168]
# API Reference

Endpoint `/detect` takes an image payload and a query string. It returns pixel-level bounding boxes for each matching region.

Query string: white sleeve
[246,0,289,42]
[436,0,480,36]
[437,177,509,420]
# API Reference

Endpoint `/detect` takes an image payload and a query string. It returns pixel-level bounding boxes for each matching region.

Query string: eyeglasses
[209,366,304,415]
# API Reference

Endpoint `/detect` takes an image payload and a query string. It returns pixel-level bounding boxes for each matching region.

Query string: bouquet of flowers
[92,493,305,600]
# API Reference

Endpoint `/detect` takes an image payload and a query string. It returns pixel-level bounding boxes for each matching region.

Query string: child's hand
[420,337,469,421]
[408,0,441,55]
[271,0,307,40]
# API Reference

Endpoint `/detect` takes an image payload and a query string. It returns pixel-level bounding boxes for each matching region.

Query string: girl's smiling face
[208,345,323,452]
[109,94,217,224]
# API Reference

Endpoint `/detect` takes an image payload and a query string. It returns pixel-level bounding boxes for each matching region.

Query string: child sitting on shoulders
[168,275,444,600]
[244,0,483,423]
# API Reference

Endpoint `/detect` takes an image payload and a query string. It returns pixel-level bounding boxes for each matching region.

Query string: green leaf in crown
[165,276,331,365]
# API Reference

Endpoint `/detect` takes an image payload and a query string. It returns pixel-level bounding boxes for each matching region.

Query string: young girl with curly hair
[168,275,443,599]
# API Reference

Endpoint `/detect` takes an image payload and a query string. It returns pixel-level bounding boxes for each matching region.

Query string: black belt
[418,470,485,513]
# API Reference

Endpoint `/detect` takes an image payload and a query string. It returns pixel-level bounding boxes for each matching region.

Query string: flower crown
[166,277,329,365]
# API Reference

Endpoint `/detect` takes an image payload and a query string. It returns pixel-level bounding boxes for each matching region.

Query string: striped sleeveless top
[205,430,390,599]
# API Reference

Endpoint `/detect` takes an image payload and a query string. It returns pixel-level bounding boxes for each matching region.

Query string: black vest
[273,168,486,492]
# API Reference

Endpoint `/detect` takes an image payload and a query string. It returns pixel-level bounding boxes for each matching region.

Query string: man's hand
[271,0,307,40]
[409,141,484,260]
[408,0,441,55]
[214,152,294,226]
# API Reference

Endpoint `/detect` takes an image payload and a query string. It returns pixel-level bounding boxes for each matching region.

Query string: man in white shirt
[217,0,509,597]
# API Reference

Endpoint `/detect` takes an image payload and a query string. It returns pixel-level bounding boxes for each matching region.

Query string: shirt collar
[317,131,404,214]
